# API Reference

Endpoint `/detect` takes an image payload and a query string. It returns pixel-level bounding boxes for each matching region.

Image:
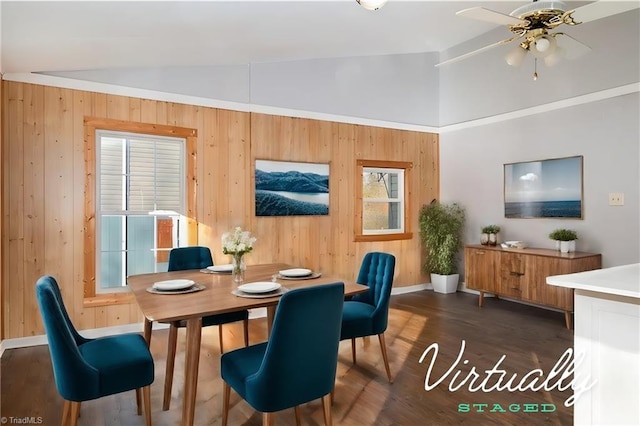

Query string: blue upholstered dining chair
[340,251,396,383]
[35,275,154,426]
[220,282,345,426]
[161,246,249,410]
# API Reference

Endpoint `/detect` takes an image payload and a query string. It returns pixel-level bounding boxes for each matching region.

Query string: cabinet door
[465,247,498,293]
[499,252,525,298]
[524,256,573,309]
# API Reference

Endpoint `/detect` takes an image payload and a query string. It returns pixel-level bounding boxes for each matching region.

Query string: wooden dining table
[127,263,368,426]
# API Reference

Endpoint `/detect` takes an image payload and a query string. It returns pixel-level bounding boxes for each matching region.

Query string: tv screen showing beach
[504,156,583,219]
[255,160,329,216]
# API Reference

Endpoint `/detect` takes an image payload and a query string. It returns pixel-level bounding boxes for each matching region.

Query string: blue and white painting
[255,160,329,216]
[504,156,583,219]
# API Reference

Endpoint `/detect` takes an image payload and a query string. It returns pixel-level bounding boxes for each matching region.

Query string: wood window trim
[83,117,198,307]
[355,159,413,242]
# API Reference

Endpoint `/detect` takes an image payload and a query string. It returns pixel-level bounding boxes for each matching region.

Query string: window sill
[355,232,413,242]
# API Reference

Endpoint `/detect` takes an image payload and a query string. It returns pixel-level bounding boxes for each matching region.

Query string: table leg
[266,305,277,337]
[182,317,202,426]
[143,318,153,346]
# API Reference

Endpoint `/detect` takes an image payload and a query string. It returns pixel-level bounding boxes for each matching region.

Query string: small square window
[355,160,412,242]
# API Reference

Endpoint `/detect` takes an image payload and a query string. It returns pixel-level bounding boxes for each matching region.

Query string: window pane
[99,137,125,211]
[128,139,157,211]
[363,171,400,200]
[126,216,156,276]
[363,201,401,231]
[100,215,123,288]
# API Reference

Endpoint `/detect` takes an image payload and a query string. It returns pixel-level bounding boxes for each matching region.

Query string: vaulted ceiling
[2,1,551,74]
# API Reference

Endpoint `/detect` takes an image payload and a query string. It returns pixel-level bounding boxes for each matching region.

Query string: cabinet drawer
[499,252,525,297]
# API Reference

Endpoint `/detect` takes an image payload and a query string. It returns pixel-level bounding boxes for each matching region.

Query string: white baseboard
[0,284,434,356]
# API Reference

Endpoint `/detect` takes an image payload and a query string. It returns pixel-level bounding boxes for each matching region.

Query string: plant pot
[480,233,489,245]
[488,233,498,246]
[430,273,459,294]
[559,240,576,253]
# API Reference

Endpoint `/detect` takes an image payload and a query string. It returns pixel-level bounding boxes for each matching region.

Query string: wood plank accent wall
[1,81,439,339]
[0,77,3,339]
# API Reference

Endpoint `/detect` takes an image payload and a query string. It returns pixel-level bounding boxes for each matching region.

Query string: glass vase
[231,253,246,283]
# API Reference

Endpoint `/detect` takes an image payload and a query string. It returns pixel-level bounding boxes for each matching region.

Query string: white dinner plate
[207,264,234,272]
[278,268,312,277]
[238,282,282,294]
[153,279,195,291]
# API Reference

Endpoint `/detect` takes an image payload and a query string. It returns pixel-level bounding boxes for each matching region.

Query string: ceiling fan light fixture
[505,45,528,67]
[529,34,558,58]
[356,0,388,11]
[544,47,564,67]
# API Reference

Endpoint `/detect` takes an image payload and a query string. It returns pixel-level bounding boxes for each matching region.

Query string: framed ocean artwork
[504,156,583,219]
[255,160,329,216]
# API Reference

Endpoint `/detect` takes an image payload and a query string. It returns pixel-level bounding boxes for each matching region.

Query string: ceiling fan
[436,0,640,78]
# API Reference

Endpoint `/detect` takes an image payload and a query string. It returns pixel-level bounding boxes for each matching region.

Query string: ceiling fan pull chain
[533,58,539,80]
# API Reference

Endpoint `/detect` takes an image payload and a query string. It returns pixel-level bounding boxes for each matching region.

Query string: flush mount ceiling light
[357,0,388,11]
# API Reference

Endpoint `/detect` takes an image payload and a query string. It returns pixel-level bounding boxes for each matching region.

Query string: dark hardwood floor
[1,291,574,425]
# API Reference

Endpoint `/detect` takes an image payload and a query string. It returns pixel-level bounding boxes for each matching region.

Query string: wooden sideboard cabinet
[465,245,602,329]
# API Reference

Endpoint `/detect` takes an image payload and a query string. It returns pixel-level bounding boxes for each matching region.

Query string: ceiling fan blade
[554,33,592,60]
[568,0,640,24]
[456,7,527,26]
[436,36,520,67]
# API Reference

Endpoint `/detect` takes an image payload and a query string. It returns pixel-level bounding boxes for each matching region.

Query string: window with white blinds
[96,130,186,292]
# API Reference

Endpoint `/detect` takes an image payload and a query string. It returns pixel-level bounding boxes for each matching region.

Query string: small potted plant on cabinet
[481,225,500,246]
[549,229,578,253]
[419,201,465,294]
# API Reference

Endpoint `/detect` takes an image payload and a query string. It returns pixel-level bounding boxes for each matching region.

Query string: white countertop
[546,263,640,299]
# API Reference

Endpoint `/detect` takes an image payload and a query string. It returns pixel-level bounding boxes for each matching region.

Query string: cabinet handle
[510,271,524,276]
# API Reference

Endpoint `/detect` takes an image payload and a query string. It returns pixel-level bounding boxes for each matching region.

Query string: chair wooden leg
[222,381,231,426]
[163,323,179,411]
[262,412,275,426]
[243,318,250,347]
[219,325,225,354]
[61,400,70,425]
[322,393,333,426]
[69,401,81,426]
[135,388,142,415]
[378,333,393,383]
[143,386,152,426]
[294,406,302,426]
[351,338,357,364]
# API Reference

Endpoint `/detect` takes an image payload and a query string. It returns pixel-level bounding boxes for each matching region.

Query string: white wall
[43,52,440,127]
[251,52,439,126]
[43,65,252,103]
[440,92,640,270]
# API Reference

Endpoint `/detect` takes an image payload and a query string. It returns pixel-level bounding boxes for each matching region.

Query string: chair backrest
[167,246,214,271]
[246,282,345,412]
[352,252,396,330]
[35,276,99,401]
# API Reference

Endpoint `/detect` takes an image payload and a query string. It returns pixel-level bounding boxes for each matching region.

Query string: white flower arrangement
[221,227,257,255]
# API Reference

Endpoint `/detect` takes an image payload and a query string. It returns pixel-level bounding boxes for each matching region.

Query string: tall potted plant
[419,201,465,294]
